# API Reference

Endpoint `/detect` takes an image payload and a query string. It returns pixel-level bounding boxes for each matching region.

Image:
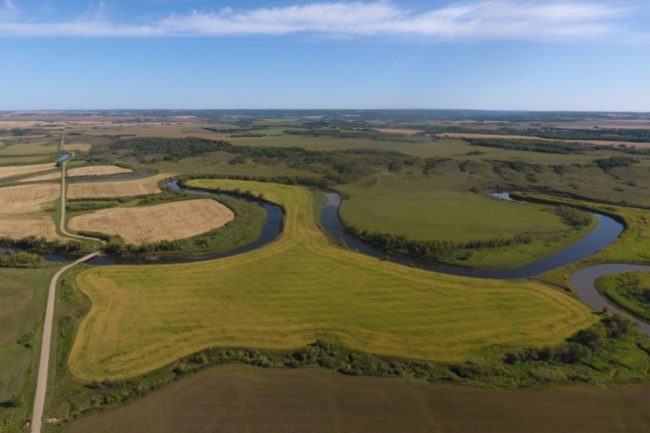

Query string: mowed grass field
[0,182,61,240]
[69,179,595,381]
[0,269,53,410]
[63,364,650,433]
[69,198,234,244]
[67,173,173,199]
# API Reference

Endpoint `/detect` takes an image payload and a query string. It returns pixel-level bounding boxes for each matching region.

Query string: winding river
[320,192,624,280]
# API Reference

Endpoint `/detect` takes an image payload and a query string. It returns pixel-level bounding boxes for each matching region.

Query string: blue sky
[0,0,649,111]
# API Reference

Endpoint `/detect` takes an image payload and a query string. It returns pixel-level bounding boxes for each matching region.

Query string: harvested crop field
[0,162,56,180]
[62,365,650,433]
[69,199,235,244]
[67,173,173,199]
[0,217,60,240]
[20,165,131,183]
[0,183,59,215]
[64,143,92,153]
[0,183,61,239]
[19,172,60,182]
[374,128,422,135]
[67,165,132,177]
[69,179,594,381]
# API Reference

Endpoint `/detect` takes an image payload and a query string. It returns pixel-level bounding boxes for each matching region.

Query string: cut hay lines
[70,179,595,381]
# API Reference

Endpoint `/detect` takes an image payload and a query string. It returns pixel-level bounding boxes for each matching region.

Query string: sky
[0,0,649,111]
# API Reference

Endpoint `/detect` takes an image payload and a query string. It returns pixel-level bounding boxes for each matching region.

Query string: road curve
[570,264,650,335]
[31,147,103,433]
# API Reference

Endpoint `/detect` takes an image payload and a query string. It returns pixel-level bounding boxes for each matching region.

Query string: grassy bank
[596,271,650,321]
[518,193,650,289]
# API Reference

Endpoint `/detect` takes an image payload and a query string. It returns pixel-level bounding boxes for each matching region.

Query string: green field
[0,268,53,429]
[61,364,650,433]
[596,271,650,321]
[337,173,596,268]
[0,141,58,157]
[68,178,594,381]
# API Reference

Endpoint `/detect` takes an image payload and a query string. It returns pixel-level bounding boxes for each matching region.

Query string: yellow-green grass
[337,174,595,268]
[596,271,650,321]
[0,141,58,156]
[70,179,595,381]
[0,268,53,406]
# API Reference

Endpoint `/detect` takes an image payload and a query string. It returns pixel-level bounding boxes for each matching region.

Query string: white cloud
[0,0,641,41]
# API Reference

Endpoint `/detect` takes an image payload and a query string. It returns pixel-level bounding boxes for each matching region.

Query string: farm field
[66,165,132,177]
[61,364,650,433]
[0,162,56,181]
[67,173,172,199]
[0,183,61,240]
[0,268,54,429]
[337,173,595,268]
[21,165,131,183]
[0,141,58,156]
[69,198,235,244]
[68,179,594,381]
[0,154,58,165]
[63,143,92,153]
[596,271,650,321]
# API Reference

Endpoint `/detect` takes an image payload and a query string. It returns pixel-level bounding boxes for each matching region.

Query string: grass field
[67,173,173,199]
[596,271,650,321]
[0,183,61,240]
[61,364,650,433]
[69,198,234,244]
[0,141,58,156]
[0,162,56,181]
[68,179,594,381]
[337,173,595,268]
[0,154,58,165]
[0,268,53,429]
